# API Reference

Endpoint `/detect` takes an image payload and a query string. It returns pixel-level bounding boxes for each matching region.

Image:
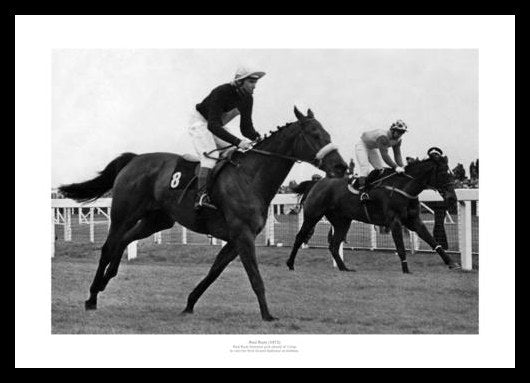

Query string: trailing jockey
[427,146,444,158]
[188,66,265,210]
[354,119,409,200]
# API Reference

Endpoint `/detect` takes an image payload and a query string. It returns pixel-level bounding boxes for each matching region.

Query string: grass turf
[52,243,478,334]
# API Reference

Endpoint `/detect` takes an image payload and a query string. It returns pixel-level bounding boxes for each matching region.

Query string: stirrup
[194,192,217,210]
[360,192,370,201]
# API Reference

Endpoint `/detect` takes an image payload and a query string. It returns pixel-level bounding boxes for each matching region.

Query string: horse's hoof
[449,264,462,271]
[180,309,193,316]
[263,315,279,322]
[85,301,97,311]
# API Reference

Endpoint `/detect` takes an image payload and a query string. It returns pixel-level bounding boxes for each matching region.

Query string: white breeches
[188,110,235,168]
[354,142,384,177]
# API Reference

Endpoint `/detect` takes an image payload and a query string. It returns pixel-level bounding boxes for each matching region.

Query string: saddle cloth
[168,151,243,192]
[168,156,200,191]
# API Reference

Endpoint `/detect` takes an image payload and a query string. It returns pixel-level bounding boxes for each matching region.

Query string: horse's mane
[253,122,296,149]
[366,157,434,181]
[405,157,432,171]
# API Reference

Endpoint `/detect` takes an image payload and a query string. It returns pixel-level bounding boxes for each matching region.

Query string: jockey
[354,119,408,190]
[189,66,265,210]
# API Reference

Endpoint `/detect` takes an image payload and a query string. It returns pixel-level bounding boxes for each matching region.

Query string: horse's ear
[307,109,314,119]
[294,106,305,121]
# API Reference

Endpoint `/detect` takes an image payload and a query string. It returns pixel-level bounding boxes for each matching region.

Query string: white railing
[51,189,478,270]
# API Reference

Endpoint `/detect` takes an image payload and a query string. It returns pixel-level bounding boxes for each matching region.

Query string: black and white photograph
[15,15,515,368]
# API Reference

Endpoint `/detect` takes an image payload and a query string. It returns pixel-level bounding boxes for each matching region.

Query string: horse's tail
[291,180,319,205]
[58,152,137,202]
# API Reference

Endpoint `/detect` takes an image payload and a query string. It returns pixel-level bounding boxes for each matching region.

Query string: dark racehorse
[286,153,461,273]
[58,107,348,321]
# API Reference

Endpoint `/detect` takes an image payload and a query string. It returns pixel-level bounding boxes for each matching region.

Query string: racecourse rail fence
[51,189,478,270]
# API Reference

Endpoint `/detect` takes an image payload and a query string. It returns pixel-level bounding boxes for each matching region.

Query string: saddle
[348,168,389,199]
[169,150,244,203]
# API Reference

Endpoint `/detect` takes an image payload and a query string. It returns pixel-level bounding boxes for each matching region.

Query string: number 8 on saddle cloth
[168,157,199,191]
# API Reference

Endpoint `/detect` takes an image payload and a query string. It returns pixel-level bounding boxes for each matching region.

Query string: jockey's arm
[206,96,242,147]
[376,137,398,169]
[392,141,405,167]
[239,95,260,141]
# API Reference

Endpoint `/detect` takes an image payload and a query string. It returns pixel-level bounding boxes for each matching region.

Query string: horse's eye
[308,128,321,139]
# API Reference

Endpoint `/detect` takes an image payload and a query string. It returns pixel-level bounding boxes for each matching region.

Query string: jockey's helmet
[390,119,408,132]
[234,66,266,82]
[427,147,443,157]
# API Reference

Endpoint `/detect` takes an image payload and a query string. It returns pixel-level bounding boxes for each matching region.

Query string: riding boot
[358,176,366,190]
[194,167,217,210]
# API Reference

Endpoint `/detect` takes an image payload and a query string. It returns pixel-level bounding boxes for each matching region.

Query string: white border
[15,15,515,368]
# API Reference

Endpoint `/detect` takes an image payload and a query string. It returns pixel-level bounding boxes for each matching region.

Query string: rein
[357,159,453,225]
[204,144,313,164]
[370,171,414,186]
[249,148,304,163]
[369,162,450,199]
[203,127,339,167]
[383,185,418,200]
[250,143,338,167]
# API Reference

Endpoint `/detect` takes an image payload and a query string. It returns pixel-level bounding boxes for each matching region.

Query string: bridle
[251,119,339,168]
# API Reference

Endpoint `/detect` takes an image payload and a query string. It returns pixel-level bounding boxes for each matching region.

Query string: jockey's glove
[395,166,405,174]
[238,139,254,151]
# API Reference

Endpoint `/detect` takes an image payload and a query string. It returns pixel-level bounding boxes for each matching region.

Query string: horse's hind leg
[327,217,354,272]
[405,218,460,270]
[182,241,238,315]
[99,211,174,292]
[85,238,113,310]
[85,218,137,310]
[85,211,173,310]
[286,214,322,271]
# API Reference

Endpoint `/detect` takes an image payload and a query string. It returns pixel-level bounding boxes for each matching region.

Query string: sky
[52,49,478,188]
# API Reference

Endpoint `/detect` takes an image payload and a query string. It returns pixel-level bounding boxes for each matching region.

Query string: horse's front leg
[390,218,410,274]
[235,227,277,321]
[286,213,322,271]
[182,241,238,315]
[407,218,461,270]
